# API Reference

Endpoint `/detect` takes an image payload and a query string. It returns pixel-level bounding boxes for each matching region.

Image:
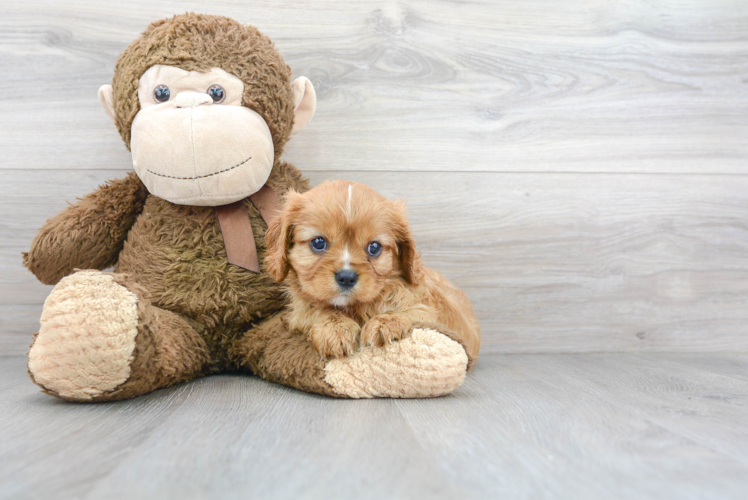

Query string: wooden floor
[1,0,747,355]
[1,353,748,499]
[2,0,748,499]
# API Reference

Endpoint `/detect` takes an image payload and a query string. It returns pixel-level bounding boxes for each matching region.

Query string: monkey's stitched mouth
[146,157,252,180]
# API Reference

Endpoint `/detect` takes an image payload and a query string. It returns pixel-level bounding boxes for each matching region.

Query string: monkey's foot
[323,327,468,398]
[28,271,140,400]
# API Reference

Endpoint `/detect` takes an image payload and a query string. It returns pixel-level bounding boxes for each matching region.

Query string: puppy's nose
[335,270,358,289]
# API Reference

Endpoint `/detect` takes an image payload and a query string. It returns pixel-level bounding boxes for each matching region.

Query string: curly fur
[264,180,481,366]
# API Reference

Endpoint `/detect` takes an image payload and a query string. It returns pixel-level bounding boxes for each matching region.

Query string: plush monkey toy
[23,13,471,401]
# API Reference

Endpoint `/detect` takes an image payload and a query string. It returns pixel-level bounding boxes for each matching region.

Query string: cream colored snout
[173,91,213,108]
[97,65,317,206]
[129,102,276,206]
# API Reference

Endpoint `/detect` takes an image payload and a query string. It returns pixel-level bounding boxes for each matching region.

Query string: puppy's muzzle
[335,270,358,290]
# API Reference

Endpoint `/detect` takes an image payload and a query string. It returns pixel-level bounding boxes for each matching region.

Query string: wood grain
[3,2,748,498]
[0,0,747,173]
[396,352,748,499]
[2,1,748,354]
[2,354,748,499]
[2,169,747,355]
[655,352,748,383]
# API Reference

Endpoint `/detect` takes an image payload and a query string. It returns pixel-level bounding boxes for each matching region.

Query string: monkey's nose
[335,270,358,290]
[173,92,213,108]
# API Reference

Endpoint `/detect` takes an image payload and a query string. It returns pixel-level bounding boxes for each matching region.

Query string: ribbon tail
[215,201,261,273]
[249,184,282,226]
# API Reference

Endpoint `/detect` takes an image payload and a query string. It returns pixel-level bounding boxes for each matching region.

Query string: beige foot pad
[28,271,139,400]
[324,328,468,398]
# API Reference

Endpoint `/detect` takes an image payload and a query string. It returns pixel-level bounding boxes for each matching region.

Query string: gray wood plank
[647,353,748,383]
[0,0,747,173]
[3,1,748,498]
[3,354,748,499]
[510,354,748,465]
[0,306,37,357]
[0,358,193,499]
[84,379,461,500]
[3,169,748,355]
[396,353,748,500]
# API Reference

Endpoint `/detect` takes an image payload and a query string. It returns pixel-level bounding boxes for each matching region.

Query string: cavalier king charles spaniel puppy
[264,180,480,366]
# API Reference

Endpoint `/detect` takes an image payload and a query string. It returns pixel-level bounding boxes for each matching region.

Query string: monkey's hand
[23,173,148,285]
[309,315,360,359]
[236,312,470,399]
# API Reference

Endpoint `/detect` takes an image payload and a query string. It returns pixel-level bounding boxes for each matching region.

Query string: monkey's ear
[291,77,316,135]
[98,85,116,123]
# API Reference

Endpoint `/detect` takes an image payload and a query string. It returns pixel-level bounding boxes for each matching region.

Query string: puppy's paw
[360,314,412,348]
[310,317,360,358]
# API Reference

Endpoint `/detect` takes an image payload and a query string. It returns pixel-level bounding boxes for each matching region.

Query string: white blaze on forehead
[342,245,351,270]
[346,183,353,220]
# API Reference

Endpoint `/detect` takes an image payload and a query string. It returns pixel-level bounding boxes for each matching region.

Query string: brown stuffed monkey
[23,13,471,402]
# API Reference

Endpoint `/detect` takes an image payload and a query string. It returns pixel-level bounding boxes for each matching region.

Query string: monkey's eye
[367,241,382,257]
[310,237,327,252]
[153,85,171,103]
[207,84,225,103]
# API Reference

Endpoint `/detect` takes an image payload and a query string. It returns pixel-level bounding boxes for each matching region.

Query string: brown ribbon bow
[214,184,282,273]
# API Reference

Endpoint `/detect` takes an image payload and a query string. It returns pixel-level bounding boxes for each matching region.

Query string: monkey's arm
[23,172,149,285]
[233,312,470,399]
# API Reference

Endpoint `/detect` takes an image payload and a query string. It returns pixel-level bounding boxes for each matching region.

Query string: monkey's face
[126,65,274,206]
[100,64,315,207]
[98,15,316,206]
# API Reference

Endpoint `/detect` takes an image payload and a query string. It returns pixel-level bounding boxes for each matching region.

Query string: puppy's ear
[390,199,424,285]
[264,190,302,281]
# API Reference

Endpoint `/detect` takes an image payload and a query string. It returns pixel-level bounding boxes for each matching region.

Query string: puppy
[264,180,480,367]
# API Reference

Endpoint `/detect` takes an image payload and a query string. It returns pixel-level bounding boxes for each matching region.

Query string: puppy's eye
[310,237,327,252]
[367,241,382,257]
[207,84,225,103]
[154,85,171,103]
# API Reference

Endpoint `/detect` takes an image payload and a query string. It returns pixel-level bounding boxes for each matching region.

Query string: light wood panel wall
[1,0,747,355]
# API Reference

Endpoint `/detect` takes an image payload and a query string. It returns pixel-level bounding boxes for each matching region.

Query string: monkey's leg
[231,312,470,398]
[28,270,210,402]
